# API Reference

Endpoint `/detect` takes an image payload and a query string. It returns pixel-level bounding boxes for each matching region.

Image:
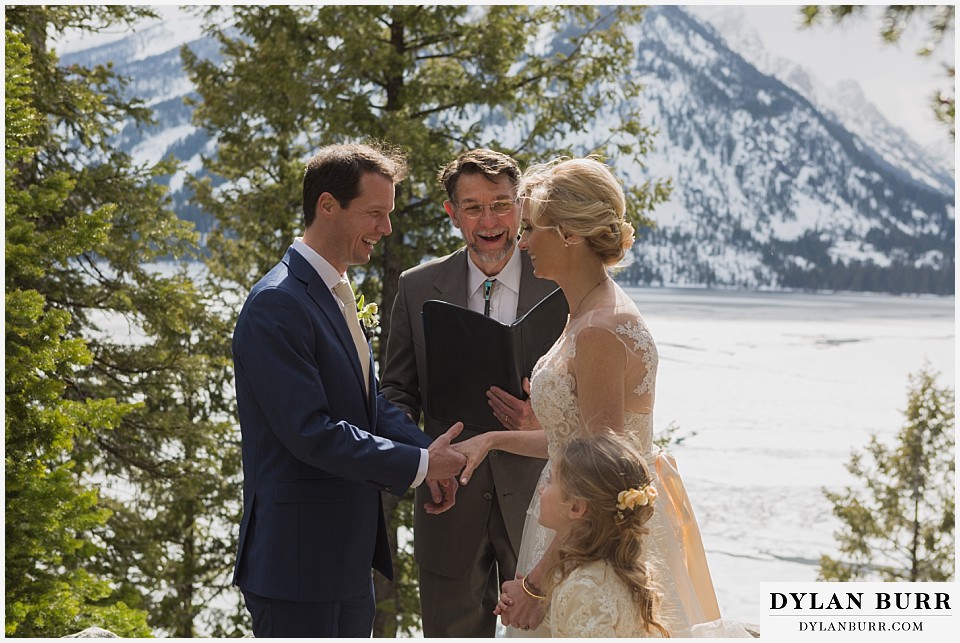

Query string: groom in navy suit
[232,143,466,637]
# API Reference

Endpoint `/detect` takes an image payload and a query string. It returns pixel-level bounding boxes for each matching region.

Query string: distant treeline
[770,229,955,295]
[618,253,955,295]
[777,260,955,295]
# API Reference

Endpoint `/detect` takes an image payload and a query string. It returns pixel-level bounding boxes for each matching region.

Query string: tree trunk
[378,230,403,366]
[177,527,196,637]
[178,438,198,638]
[909,430,923,582]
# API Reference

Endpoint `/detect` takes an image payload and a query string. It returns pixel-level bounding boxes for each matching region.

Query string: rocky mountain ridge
[59,6,954,294]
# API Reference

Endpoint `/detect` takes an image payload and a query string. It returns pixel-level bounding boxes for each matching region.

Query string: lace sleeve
[550,570,619,638]
[571,303,658,422]
[613,317,657,400]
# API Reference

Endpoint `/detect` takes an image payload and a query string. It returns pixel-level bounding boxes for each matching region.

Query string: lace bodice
[512,283,681,639]
[514,284,738,639]
[530,281,658,461]
[549,560,661,638]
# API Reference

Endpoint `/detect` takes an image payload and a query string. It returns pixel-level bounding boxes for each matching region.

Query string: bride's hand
[452,433,491,485]
[499,574,546,631]
[487,378,541,431]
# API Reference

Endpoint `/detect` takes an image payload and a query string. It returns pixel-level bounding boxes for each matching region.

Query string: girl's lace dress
[549,560,753,638]
[549,560,659,637]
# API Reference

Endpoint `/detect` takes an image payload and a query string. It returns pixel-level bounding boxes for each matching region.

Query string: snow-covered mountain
[58,6,955,294]
[622,6,953,293]
[693,5,954,193]
[60,14,219,227]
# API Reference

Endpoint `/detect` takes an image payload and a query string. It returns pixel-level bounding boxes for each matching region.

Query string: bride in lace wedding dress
[455,158,742,638]
[510,278,722,637]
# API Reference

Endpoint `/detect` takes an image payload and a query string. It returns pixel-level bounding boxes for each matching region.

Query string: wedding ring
[521,626,530,631]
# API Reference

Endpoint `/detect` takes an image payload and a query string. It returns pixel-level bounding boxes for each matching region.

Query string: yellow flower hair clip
[616,483,657,515]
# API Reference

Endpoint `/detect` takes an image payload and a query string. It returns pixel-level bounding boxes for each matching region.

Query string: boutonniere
[356,294,380,336]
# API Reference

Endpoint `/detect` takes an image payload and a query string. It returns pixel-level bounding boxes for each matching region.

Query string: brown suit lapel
[432,247,558,317]
[517,250,560,317]
[431,247,470,308]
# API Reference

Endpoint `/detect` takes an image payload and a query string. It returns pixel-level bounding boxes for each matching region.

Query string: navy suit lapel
[284,250,370,405]
[365,354,376,416]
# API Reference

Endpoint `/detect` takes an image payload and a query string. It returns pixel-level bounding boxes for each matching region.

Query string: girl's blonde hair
[544,431,669,637]
[519,157,635,266]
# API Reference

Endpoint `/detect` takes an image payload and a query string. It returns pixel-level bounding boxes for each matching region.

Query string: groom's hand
[423,477,458,514]
[426,421,466,480]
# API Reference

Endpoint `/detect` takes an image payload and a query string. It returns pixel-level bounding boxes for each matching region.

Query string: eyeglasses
[453,200,517,218]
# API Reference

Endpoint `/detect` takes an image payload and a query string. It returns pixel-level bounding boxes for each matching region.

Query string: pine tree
[5,25,150,639]
[819,367,955,581]
[182,5,670,635]
[5,6,243,636]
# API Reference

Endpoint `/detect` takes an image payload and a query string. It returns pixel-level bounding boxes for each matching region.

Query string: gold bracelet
[521,575,546,600]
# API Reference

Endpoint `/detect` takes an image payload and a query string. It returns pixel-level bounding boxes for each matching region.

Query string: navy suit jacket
[232,248,431,602]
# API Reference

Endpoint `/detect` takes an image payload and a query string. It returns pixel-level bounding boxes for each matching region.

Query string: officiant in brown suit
[380,149,564,637]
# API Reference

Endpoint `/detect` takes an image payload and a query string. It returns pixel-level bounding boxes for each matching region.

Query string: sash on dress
[653,450,722,623]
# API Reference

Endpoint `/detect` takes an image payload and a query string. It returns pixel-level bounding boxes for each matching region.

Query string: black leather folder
[422,288,568,432]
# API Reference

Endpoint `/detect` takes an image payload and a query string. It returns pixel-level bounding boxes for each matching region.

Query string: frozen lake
[92,270,954,632]
[629,286,955,624]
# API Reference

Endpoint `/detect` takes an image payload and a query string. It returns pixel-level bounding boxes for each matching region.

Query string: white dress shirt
[466,246,522,324]
[291,238,429,486]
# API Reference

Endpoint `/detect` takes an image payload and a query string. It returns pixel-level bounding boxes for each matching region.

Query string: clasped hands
[424,380,538,512]
[424,421,465,514]
[455,379,540,486]
[494,574,547,631]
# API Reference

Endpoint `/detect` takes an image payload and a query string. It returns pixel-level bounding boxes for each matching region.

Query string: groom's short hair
[303,142,409,227]
[438,148,520,202]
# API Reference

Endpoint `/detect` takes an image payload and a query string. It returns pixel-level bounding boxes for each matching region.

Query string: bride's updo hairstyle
[519,157,635,267]
[545,431,669,638]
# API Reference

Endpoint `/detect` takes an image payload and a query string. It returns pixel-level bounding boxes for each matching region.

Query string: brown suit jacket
[380,247,561,577]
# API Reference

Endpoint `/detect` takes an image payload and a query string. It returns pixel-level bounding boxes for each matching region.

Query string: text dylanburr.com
[759,582,956,640]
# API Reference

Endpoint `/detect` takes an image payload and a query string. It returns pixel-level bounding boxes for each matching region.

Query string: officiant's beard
[468,235,515,267]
